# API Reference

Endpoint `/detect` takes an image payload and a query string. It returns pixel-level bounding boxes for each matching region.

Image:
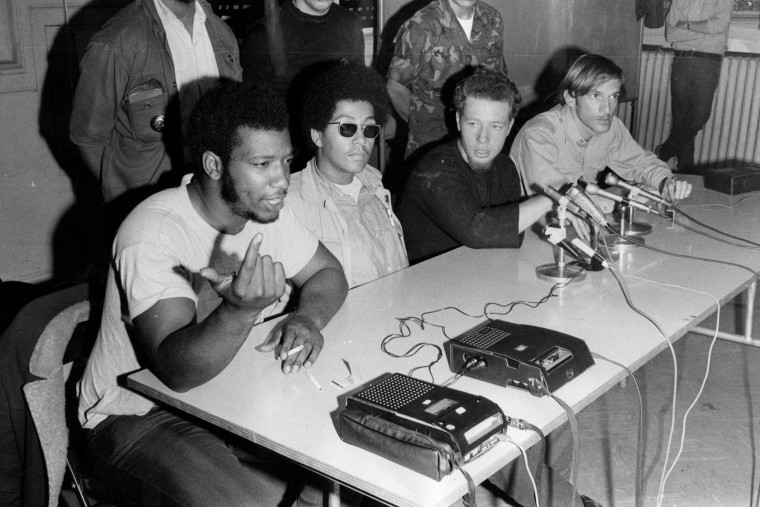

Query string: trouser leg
[660,56,722,171]
[87,407,322,507]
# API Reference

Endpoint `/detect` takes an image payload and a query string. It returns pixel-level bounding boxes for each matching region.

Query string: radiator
[634,49,760,167]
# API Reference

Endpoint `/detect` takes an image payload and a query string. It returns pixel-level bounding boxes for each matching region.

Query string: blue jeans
[87,407,326,506]
[659,54,722,171]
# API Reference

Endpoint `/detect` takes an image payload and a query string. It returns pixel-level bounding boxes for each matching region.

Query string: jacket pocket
[125,79,169,144]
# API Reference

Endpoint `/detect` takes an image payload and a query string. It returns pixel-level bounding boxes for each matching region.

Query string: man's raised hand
[200,233,286,314]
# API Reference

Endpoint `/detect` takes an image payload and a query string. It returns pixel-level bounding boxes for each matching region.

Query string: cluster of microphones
[542,169,673,270]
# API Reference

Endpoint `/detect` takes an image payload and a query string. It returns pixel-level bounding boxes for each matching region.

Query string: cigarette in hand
[286,344,305,357]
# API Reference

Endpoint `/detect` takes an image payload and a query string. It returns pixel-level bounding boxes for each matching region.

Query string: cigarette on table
[305,370,323,391]
[286,344,305,357]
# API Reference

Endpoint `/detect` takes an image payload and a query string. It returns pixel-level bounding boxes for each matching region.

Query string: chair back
[23,300,90,507]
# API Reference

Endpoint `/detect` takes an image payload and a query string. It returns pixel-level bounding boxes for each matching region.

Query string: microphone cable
[605,229,760,283]
[508,417,547,505]
[484,270,586,320]
[668,205,760,248]
[380,316,443,383]
[380,271,586,382]
[591,352,644,507]
[621,276,722,507]
[535,384,581,507]
[496,433,541,507]
[598,237,680,507]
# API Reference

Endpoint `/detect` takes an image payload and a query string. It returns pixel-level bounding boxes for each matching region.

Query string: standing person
[511,54,692,206]
[77,82,348,506]
[657,0,733,173]
[240,0,364,98]
[240,0,365,170]
[386,0,506,161]
[286,64,408,288]
[70,0,242,230]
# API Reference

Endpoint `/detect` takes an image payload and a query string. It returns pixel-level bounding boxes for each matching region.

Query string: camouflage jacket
[388,0,506,159]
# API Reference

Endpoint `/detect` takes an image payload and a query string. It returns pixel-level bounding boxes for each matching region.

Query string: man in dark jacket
[70,0,242,229]
[398,68,587,265]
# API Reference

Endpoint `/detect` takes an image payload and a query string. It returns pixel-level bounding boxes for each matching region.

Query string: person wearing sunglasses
[285,63,409,288]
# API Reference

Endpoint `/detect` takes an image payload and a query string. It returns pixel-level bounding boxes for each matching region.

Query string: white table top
[128,176,760,507]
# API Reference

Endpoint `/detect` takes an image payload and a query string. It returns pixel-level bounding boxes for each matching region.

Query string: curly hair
[186,80,289,169]
[301,63,391,136]
[558,54,625,105]
[453,68,521,119]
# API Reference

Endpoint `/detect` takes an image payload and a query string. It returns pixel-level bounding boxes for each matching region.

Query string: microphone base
[608,221,652,236]
[602,234,645,251]
[536,263,587,283]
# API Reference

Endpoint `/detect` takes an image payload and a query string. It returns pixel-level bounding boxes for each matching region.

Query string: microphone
[543,226,584,263]
[585,183,656,214]
[544,186,590,220]
[565,183,609,228]
[570,237,610,269]
[604,170,670,205]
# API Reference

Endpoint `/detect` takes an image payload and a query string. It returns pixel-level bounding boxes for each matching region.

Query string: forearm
[293,266,348,331]
[153,302,260,392]
[387,79,412,123]
[518,195,553,233]
[76,145,105,184]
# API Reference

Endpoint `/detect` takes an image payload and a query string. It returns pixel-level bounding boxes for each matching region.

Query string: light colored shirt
[665,0,733,55]
[334,176,363,203]
[510,104,672,211]
[458,16,474,40]
[154,0,220,131]
[78,174,317,429]
[285,159,408,288]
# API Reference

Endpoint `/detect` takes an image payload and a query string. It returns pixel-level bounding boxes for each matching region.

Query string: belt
[673,49,723,61]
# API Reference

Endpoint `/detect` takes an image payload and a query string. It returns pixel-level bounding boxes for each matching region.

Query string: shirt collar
[436,0,483,28]
[559,104,589,147]
[154,0,206,27]
[301,157,378,203]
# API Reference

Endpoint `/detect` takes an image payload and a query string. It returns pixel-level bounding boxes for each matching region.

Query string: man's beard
[468,160,493,173]
[220,168,279,224]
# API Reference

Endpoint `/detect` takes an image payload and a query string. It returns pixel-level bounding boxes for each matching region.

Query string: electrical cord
[380,276,584,380]
[605,228,760,283]
[621,276,722,507]
[670,204,760,247]
[536,384,581,507]
[496,434,541,507]
[592,352,644,507]
[380,317,443,383]
[671,216,760,248]
[484,271,586,320]
[509,418,546,505]
[596,237,680,507]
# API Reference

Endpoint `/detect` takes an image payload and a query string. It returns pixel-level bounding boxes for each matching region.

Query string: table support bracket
[691,281,757,346]
[328,480,341,507]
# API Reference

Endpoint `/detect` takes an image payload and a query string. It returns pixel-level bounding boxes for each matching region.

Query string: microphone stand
[609,187,653,237]
[604,192,649,252]
[536,206,586,283]
[587,223,608,270]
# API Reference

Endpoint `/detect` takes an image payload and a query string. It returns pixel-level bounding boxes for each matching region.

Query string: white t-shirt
[78,175,318,429]
[458,16,474,40]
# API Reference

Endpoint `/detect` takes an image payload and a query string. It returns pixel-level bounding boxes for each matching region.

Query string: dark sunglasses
[327,122,381,139]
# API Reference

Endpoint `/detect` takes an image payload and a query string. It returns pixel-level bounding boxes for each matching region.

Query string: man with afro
[286,63,408,288]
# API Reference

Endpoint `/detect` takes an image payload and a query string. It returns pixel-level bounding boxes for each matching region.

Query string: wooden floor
[474,291,760,507]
